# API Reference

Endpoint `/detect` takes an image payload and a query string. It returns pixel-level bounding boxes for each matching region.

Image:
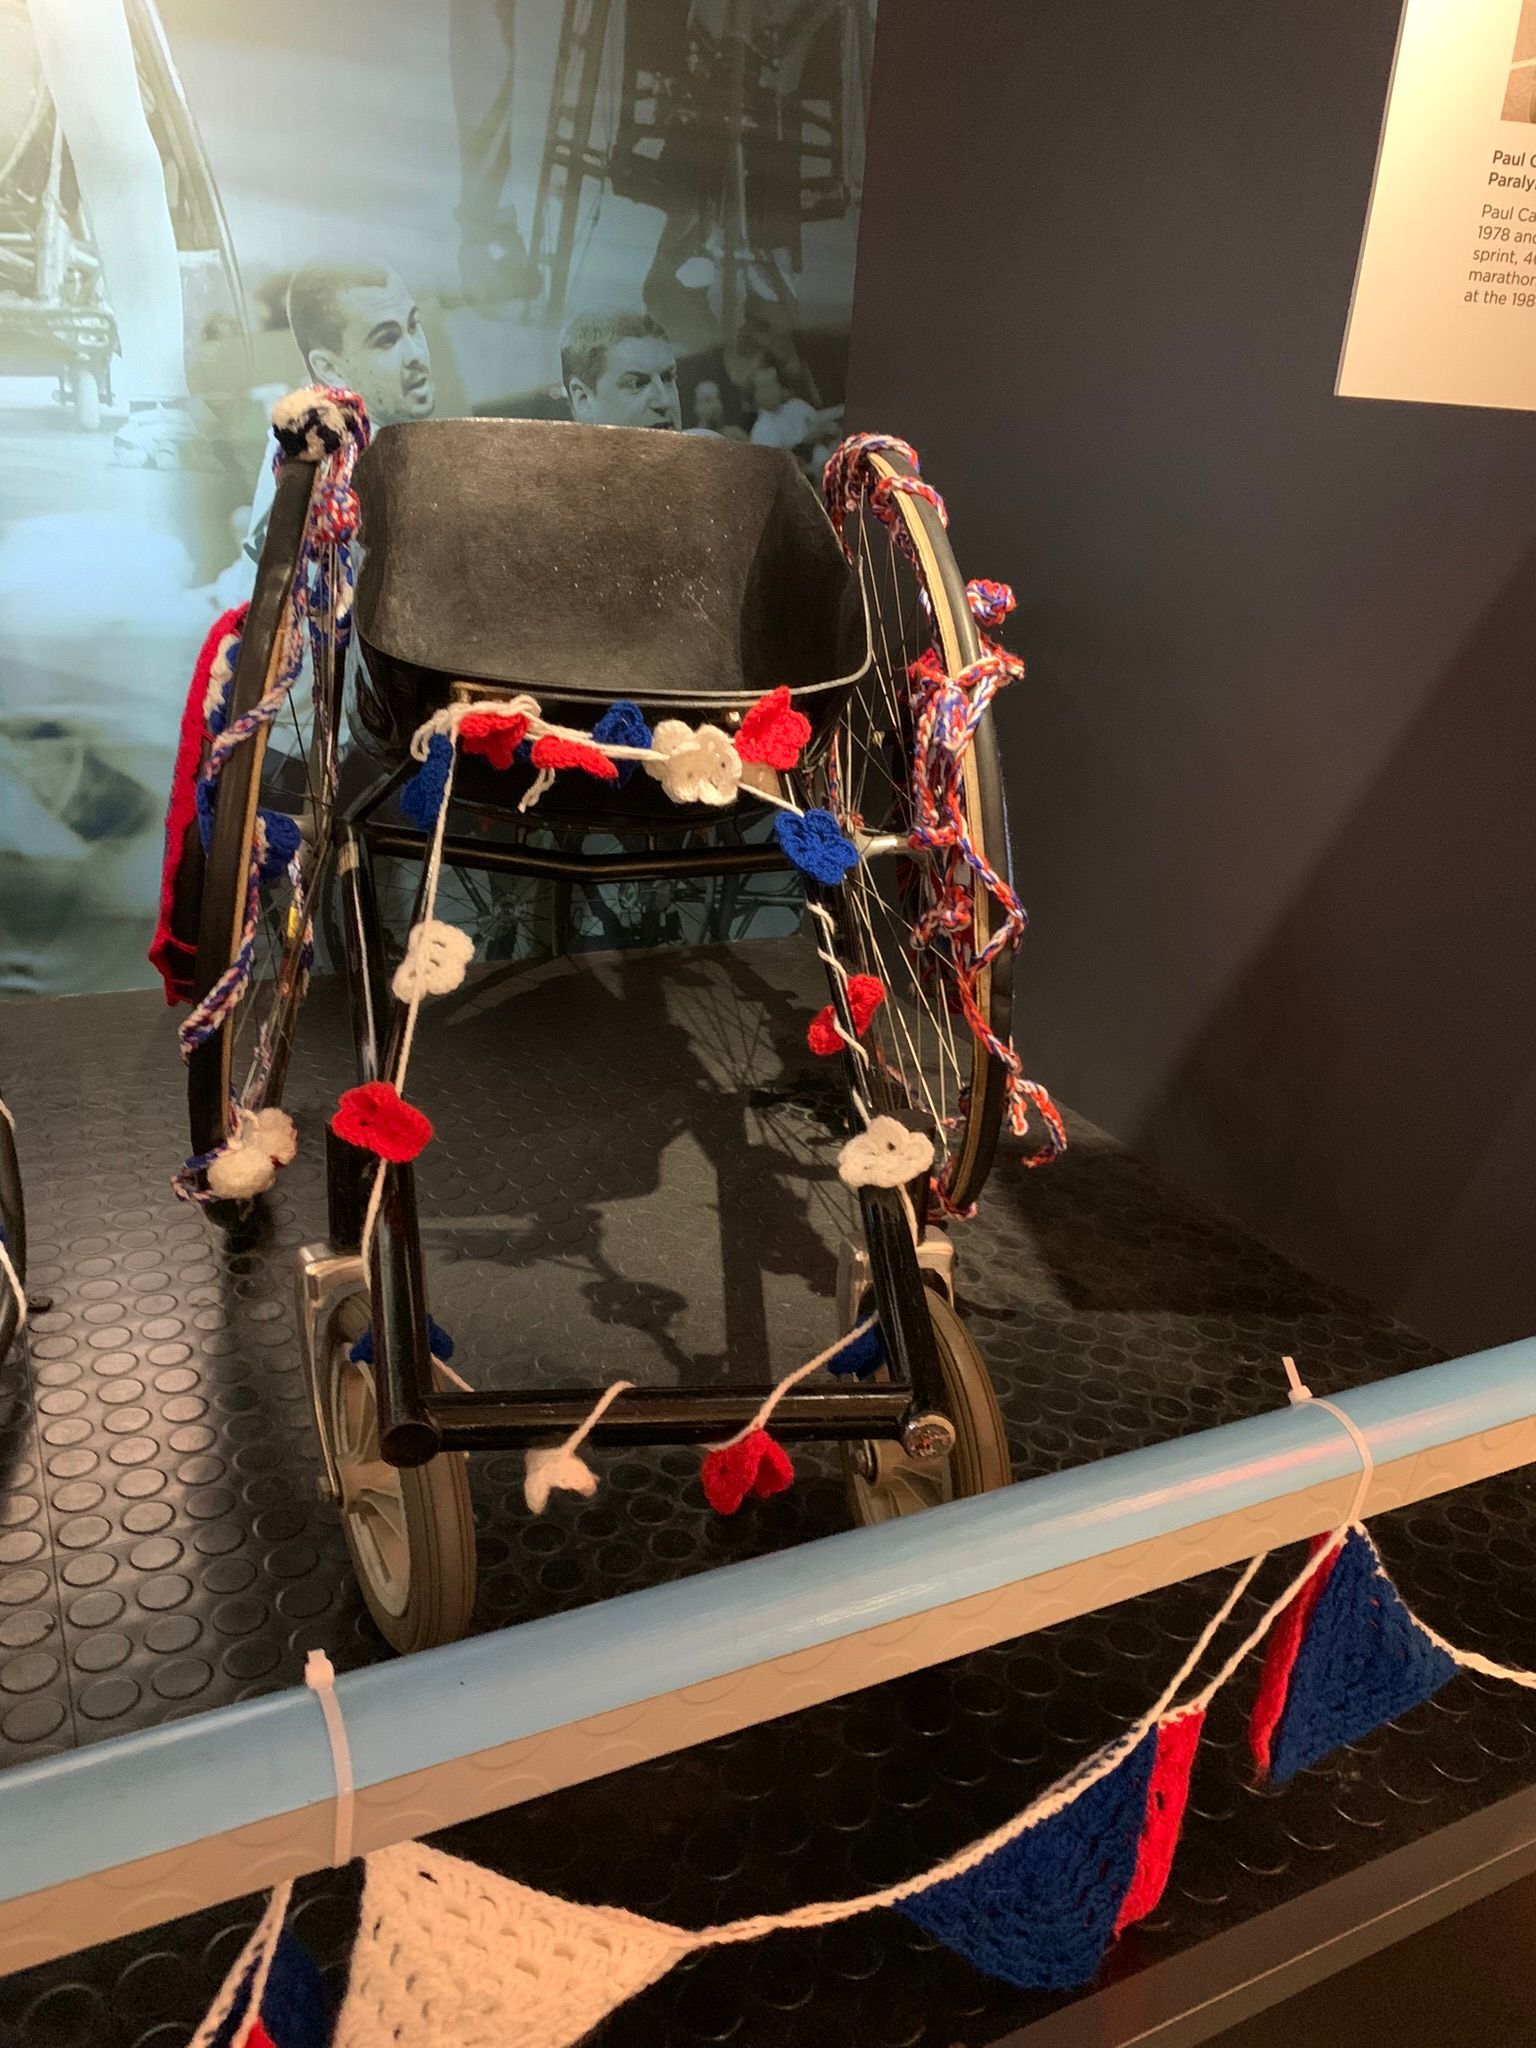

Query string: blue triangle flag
[1269,1529,1457,1785]
[898,1727,1156,1990]
[208,1928,329,2048]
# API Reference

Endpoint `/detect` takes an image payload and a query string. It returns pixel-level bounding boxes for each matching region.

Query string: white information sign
[1338,0,1536,409]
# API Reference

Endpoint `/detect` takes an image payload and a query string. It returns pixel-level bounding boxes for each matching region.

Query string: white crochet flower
[837,1115,935,1190]
[206,1106,298,1199]
[392,918,474,1002]
[646,720,742,807]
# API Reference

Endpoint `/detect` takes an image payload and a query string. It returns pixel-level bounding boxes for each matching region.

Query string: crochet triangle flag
[334,1841,699,2048]
[1115,1706,1204,1934]
[897,1725,1156,1990]
[209,1927,329,2048]
[1250,1528,1457,1785]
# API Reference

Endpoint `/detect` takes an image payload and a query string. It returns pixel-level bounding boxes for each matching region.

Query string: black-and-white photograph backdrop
[0,0,877,995]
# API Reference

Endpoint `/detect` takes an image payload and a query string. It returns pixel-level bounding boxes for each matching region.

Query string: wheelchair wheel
[184,465,339,1221]
[0,1101,25,1359]
[842,1291,1010,1525]
[322,1293,477,1655]
[811,445,1015,1216]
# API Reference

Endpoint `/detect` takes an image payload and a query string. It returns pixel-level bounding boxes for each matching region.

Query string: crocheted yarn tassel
[1255,1529,1457,1786]
[334,1842,695,2048]
[1115,1708,1204,1933]
[898,1728,1156,1991]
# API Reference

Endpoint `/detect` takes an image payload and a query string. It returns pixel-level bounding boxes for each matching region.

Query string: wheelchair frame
[227,448,966,1482]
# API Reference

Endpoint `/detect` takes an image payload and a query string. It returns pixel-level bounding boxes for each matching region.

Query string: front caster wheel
[843,1291,1011,1524]
[322,1294,477,1653]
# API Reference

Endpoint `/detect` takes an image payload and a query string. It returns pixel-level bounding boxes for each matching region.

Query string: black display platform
[3,938,1535,2048]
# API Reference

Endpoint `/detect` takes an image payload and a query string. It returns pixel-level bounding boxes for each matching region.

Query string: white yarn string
[359,745,459,1268]
[305,1649,356,1867]
[555,1378,635,1455]
[1187,1359,1376,1712]
[707,1318,878,1454]
[806,899,874,1127]
[185,1881,293,2048]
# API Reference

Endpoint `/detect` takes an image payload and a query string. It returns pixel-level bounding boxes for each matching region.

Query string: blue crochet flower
[400,734,453,829]
[348,1314,455,1368]
[591,700,652,786]
[775,807,859,884]
[256,808,303,882]
[827,1322,885,1379]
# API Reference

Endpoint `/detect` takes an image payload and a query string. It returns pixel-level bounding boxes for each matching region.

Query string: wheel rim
[206,536,343,1147]
[330,1340,412,1617]
[812,464,1013,1216]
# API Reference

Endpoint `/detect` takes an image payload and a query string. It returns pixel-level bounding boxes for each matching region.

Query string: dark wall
[847,3,1536,1357]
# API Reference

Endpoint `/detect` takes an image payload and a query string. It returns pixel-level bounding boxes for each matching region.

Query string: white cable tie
[1281,1353,1311,1403]
[304,1648,355,1867]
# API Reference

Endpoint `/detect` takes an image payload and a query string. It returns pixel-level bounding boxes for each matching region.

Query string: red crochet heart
[735,686,811,771]
[460,711,529,771]
[806,974,886,1056]
[700,1429,794,1514]
[331,1081,434,1163]
[531,734,620,781]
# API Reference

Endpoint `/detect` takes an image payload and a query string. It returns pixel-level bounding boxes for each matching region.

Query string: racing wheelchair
[155,391,1062,1652]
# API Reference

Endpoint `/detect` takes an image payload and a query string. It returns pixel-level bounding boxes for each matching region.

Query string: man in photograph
[561,309,682,430]
[747,363,841,454]
[237,261,436,573]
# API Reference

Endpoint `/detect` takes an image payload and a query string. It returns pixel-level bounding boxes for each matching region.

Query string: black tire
[0,1104,25,1359]
[321,1293,477,1654]
[842,1291,1011,1524]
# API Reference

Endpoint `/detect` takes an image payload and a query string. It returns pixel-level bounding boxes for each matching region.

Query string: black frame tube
[365,823,791,885]
[326,765,946,1464]
[426,1383,910,1449]
[804,877,951,1426]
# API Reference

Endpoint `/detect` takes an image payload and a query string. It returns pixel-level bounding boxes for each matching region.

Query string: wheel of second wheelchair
[842,1291,1011,1525]
[184,461,341,1220]
[323,1296,477,1654]
[0,1102,25,1359]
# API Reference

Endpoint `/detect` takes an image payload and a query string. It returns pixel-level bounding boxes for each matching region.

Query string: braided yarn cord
[335,1842,697,2048]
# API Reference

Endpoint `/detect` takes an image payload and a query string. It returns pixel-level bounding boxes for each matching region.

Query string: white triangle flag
[335,1841,698,2048]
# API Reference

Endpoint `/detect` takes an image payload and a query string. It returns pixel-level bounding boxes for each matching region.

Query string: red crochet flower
[735,686,811,771]
[700,1429,794,1514]
[460,711,529,771]
[531,734,620,781]
[807,974,886,1056]
[331,1082,434,1163]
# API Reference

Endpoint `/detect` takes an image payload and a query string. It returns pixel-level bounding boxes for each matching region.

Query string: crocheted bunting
[898,1728,1156,1991]
[1262,1529,1457,1786]
[1249,1535,1338,1776]
[335,1843,694,2048]
[1115,1708,1204,1933]
[209,1929,329,2048]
